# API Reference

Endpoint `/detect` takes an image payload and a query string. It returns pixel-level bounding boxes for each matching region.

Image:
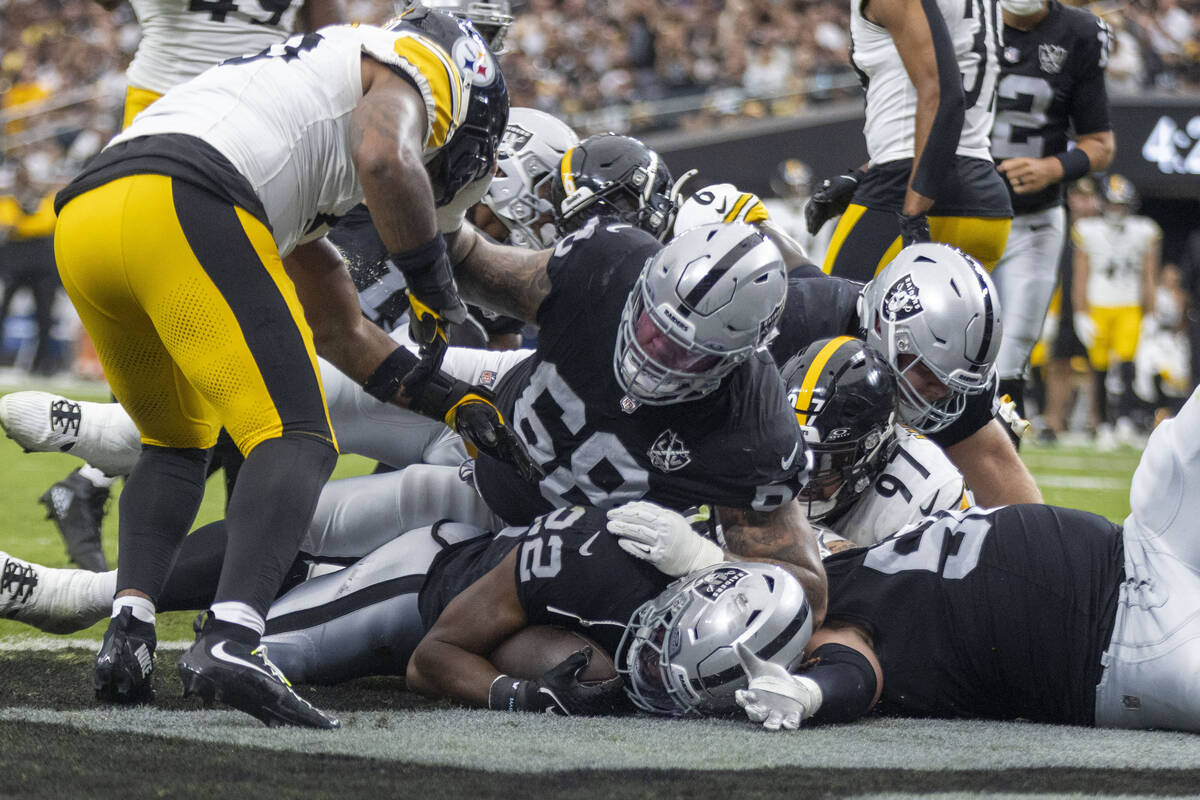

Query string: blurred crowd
[0,0,1198,377]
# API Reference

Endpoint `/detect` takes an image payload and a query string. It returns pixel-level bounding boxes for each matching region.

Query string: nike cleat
[40,468,110,572]
[94,607,157,704]
[178,614,340,730]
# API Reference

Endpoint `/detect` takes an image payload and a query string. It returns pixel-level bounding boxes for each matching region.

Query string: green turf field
[1,381,1195,798]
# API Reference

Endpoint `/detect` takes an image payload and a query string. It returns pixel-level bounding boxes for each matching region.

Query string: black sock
[1094,369,1110,425]
[116,445,209,601]
[213,434,336,617]
[1116,361,1137,419]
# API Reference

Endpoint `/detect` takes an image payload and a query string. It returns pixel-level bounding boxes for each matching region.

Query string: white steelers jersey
[851,0,1001,165]
[830,427,973,547]
[1073,215,1161,308]
[110,24,467,256]
[125,0,302,95]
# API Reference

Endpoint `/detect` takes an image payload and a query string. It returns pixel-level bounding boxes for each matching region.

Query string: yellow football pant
[54,173,335,454]
[1087,305,1142,370]
[824,204,1012,281]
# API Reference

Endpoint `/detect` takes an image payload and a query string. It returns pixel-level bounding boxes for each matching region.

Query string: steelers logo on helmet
[452,27,498,87]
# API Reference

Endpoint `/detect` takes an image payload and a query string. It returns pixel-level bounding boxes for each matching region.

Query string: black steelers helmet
[389,9,509,206]
[551,133,679,241]
[781,336,898,524]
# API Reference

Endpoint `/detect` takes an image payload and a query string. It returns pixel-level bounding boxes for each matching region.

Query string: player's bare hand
[997,157,1060,195]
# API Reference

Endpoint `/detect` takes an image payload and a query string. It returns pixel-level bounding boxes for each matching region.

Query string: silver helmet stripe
[679,233,764,312]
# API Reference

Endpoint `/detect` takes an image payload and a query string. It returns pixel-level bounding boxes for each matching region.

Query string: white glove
[1073,311,1097,350]
[436,174,494,234]
[673,183,769,236]
[733,641,822,731]
[606,501,724,577]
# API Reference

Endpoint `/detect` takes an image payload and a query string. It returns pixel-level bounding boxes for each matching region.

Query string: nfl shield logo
[648,429,692,472]
[1038,43,1067,75]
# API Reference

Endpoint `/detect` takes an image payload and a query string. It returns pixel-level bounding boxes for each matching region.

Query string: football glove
[606,501,724,577]
[897,212,931,246]
[489,649,624,715]
[733,641,823,731]
[804,168,865,235]
[433,381,543,484]
[674,183,770,235]
[390,236,469,348]
[1073,311,1097,350]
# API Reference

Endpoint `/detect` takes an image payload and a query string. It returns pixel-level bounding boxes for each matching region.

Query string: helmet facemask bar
[799,426,892,522]
[617,594,700,716]
[485,153,558,248]
[614,272,746,406]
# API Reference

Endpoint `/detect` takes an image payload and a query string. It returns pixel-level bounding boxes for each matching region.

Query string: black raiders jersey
[472,218,806,526]
[418,506,673,656]
[769,274,997,449]
[822,504,1123,724]
[992,1,1113,215]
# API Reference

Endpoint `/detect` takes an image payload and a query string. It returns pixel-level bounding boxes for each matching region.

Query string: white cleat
[0,551,113,635]
[0,391,140,476]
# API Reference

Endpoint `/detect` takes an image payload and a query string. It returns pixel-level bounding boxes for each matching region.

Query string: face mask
[1001,0,1044,15]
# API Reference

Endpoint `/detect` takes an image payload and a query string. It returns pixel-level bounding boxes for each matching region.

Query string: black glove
[489,649,625,716]
[805,168,865,235]
[897,212,931,246]
[408,372,544,484]
[390,236,469,348]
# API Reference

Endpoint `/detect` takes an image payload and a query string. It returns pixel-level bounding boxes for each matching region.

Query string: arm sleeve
[1067,17,1113,136]
[910,0,966,199]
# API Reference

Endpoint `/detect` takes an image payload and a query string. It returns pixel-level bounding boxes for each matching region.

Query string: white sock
[78,463,116,488]
[113,594,156,625]
[210,601,265,636]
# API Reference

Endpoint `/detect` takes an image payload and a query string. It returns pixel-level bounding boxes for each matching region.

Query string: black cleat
[39,468,110,572]
[178,614,340,730]
[94,607,156,704]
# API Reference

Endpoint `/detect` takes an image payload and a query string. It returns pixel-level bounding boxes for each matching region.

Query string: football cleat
[0,391,84,453]
[0,390,141,476]
[94,607,157,705]
[0,551,111,634]
[39,468,110,572]
[178,614,340,730]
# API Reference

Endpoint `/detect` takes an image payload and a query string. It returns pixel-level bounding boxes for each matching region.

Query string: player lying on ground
[731,385,1200,734]
[0,504,813,718]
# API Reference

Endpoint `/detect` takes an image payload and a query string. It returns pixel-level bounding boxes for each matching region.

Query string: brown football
[489,624,619,684]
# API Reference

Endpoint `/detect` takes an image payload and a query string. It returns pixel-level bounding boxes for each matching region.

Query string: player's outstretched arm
[447,222,554,324]
[870,0,964,220]
[944,419,1042,506]
[408,548,619,714]
[717,500,828,630]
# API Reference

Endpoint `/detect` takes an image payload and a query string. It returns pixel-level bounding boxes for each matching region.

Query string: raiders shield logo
[500,124,533,155]
[883,275,924,321]
[648,429,692,472]
[1038,43,1068,75]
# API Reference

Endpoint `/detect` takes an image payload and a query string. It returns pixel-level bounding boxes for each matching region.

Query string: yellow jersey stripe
[560,146,577,195]
[793,335,856,427]
[392,34,463,149]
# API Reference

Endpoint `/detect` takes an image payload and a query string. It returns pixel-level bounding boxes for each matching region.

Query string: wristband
[1054,148,1092,182]
[388,235,447,278]
[362,347,419,403]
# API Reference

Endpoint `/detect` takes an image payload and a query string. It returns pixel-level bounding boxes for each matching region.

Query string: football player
[550,133,685,242]
[989,0,1116,433]
[0,504,811,719]
[808,0,1013,279]
[772,244,1042,507]
[51,16,534,729]
[733,383,1200,734]
[782,337,972,547]
[1072,175,1161,447]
